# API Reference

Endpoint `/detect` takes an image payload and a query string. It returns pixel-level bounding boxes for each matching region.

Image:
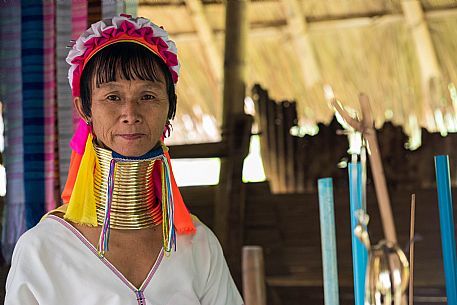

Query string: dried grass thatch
[138,0,457,144]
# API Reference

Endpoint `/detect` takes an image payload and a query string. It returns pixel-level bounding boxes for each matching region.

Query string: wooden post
[266,97,280,193]
[242,246,267,305]
[283,101,297,193]
[252,86,271,183]
[252,85,280,193]
[275,102,287,192]
[409,194,416,305]
[214,0,250,286]
[215,113,252,286]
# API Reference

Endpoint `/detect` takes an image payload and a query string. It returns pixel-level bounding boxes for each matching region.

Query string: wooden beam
[280,0,322,88]
[266,275,353,287]
[170,26,286,42]
[140,0,270,6]
[184,0,223,118]
[183,0,223,82]
[401,0,442,124]
[427,7,457,18]
[168,142,227,158]
[163,7,457,42]
[139,0,184,7]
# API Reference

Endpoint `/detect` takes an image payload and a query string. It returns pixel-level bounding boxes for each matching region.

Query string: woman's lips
[118,134,144,140]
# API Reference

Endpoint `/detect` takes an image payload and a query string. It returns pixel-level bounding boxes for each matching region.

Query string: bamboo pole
[215,0,249,242]
[434,155,457,304]
[348,162,368,305]
[221,0,248,124]
[409,194,416,305]
[214,0,250,285]
[331,94,397,243]
[318,178,340,305]
[242,246,267,305]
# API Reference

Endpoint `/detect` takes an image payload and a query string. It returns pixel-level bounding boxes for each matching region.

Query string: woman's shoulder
[13,216,71,256]
[188,215,219,245]
[175,214,225,261]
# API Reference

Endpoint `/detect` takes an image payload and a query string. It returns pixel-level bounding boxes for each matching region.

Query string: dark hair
[79,42,177,120]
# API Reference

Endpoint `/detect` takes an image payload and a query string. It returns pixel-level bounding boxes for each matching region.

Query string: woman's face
[75,73,169,157]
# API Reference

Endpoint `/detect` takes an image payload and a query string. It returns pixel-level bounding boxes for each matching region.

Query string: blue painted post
[348,162,368,305]
[318,178,340,305]
[434,155,457,305]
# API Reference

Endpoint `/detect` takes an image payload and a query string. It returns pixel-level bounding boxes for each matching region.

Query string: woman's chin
[113,148,150,157]
[96,139,153,157]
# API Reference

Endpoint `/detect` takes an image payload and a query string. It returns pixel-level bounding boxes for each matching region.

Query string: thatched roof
[138,0,457,145]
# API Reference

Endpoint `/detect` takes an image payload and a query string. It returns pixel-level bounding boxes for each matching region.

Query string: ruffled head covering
[67,13,180,97]
[61,14,195,254]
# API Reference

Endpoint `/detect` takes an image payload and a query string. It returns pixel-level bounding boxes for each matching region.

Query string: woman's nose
[121,101,142,124]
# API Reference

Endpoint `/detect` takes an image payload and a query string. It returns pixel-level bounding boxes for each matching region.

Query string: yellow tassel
[64,134,98,226]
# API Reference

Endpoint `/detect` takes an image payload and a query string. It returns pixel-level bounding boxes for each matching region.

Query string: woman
[5,14,243,305]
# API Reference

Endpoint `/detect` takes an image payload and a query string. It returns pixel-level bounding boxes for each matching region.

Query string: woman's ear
[73,96,90,123]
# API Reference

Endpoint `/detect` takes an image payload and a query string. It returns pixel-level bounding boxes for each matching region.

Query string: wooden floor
[0,268,445,304]
[269,286,447,305]
[0,262,446,304]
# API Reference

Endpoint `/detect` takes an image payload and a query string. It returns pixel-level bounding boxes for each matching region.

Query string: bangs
[88,42,166,87]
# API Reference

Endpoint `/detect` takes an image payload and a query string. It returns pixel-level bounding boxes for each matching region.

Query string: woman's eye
[106,95,120,101]
[142,94,156,100]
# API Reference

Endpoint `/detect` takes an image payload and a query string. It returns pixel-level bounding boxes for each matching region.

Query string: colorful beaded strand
[98,158,116,257]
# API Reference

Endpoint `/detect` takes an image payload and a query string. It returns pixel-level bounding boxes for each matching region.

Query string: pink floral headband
[66,14,180,97]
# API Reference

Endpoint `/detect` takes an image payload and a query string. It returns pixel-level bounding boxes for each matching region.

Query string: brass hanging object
[355,211,409,305]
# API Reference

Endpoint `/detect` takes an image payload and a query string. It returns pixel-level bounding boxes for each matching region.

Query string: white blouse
[5,215,244,305]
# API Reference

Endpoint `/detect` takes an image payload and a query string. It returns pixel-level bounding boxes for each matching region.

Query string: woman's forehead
[97,79,163,88]
[93,78,167,92]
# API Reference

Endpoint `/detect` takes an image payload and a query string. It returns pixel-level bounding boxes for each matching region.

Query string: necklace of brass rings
[93,144,163,230]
